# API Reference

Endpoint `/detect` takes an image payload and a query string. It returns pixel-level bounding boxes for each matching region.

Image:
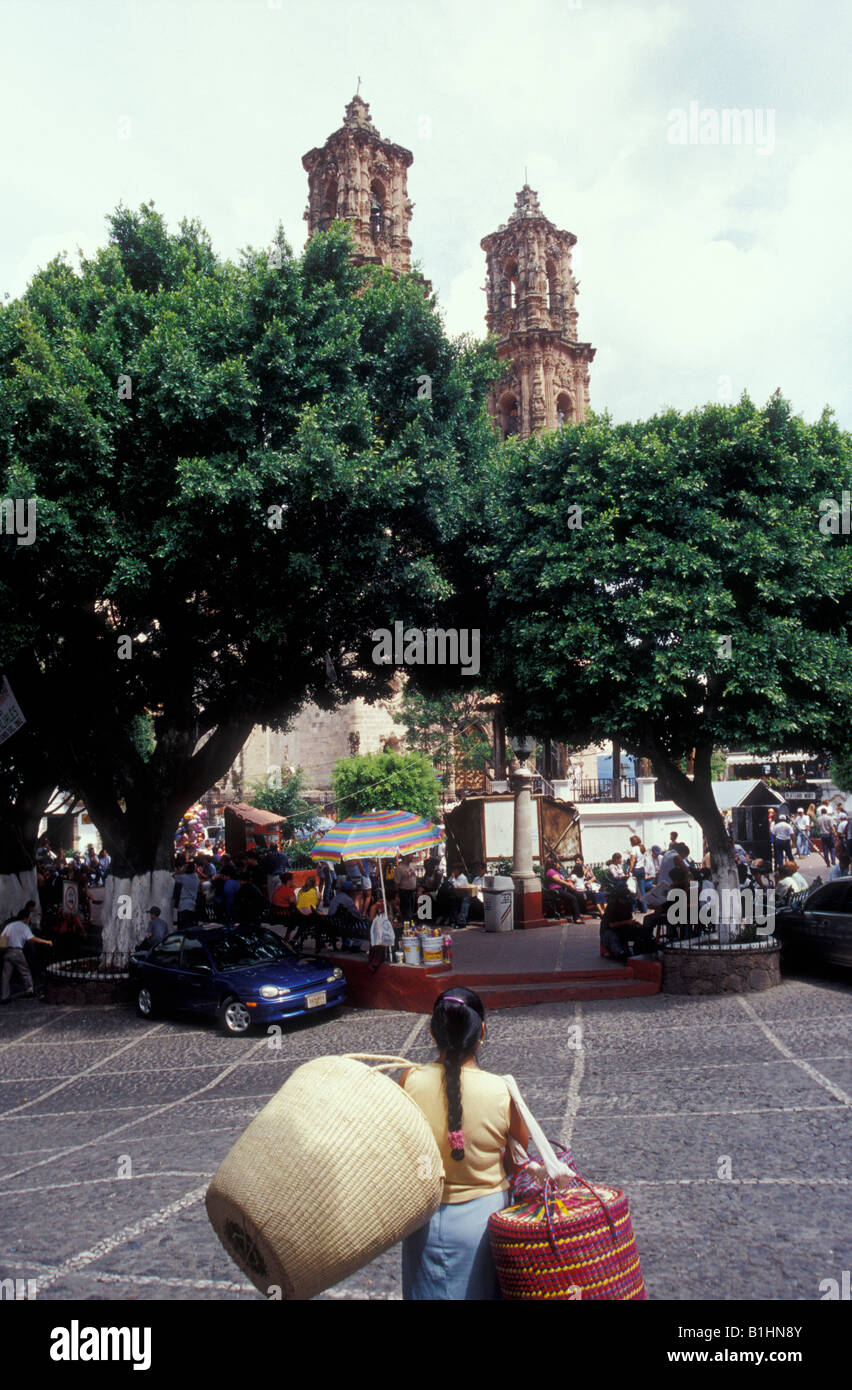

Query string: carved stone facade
[302,94,413,276]
[481,186,596,440]
[214,117,595,805]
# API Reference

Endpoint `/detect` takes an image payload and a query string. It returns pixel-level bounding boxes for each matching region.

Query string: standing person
[794,808,811,858]
[173,860,200,928]
[234,875,266,928]
[395,855,418,922]
[771,813,796,869]
[1,906,53,1003]
[97,848,111,885]
[449,862,474,928]
[260,844,289,901]
[627,836,648,911]
[647,845,663,882]
[398,988,529,1300]
[815,807,836,867]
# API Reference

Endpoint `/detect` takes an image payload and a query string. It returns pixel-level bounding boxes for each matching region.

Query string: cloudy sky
[1,0,849,427]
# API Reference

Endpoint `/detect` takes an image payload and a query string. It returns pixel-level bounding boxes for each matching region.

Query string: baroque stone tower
[302,94,414,276]
[481,186,596,439]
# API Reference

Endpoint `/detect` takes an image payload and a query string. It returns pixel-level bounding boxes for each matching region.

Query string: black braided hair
[430,987,486,1161]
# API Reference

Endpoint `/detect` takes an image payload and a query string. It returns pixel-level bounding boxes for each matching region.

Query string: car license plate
[306,991,327,1009]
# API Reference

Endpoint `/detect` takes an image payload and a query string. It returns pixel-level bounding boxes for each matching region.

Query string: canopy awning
[223,802,287,828]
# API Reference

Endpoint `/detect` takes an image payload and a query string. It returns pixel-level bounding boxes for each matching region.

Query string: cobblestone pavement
[1,963,850,1301]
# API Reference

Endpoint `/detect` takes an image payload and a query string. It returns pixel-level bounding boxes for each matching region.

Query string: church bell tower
[481,185,596,439]
[302,94,414,277]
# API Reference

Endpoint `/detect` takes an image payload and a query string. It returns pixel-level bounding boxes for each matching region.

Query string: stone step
[472,977,660,1007]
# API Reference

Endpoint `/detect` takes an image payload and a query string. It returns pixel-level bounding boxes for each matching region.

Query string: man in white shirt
[449,862,472,927]
[1,907,53,1003]
[794,810,811,857]
[770,814,796,869]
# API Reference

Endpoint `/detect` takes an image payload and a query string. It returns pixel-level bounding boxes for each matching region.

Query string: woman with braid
[398,987,529,1299]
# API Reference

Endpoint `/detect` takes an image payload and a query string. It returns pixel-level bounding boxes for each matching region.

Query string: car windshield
[207,929,296,971]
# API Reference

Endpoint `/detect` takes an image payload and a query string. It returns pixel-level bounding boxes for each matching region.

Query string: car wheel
[136,986,155,1019]
[219,996,252,1036]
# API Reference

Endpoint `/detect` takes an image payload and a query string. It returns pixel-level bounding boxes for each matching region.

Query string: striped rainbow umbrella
[310,810,444,917]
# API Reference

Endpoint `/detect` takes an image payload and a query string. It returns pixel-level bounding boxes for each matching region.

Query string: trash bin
[483,875,514,932]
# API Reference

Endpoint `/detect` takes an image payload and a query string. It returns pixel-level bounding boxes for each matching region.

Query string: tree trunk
[611,739,621,802]
[101,868,176,959]
[78,718,252,956]
[0,869,38,930]
[645,739,741,943]
[0,766,55,931]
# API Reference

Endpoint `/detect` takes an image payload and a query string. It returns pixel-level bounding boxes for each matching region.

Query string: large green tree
[331,749,440,822]
[484,394,852,935]
[0,205,498,948]
[393,683,494,798]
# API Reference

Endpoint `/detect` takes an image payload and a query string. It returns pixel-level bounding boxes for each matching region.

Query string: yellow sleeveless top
[403,1062,511,1204]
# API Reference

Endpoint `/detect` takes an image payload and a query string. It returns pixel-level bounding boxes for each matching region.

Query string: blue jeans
[632,868,648,911]
[796,831,810,856]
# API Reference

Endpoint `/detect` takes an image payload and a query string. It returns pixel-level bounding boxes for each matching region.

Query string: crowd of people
[146,839,488,957]
[539,804,848,964]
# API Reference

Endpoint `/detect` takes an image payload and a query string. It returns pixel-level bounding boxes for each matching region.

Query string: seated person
[643,861,691,942]
[601,886,656,962]
[296,876,319,913]
[271,872,298,938]
[327,879,370,950]
[570,861,602,917]
[543,857,586,922]
[138,906,168,950]
[775,860,808,900]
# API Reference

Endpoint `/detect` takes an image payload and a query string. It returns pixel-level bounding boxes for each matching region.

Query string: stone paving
[1,959,850,1301]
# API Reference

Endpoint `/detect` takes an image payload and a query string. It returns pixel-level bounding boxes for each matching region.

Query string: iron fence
[575,778,638,803]
[45,951,130,981]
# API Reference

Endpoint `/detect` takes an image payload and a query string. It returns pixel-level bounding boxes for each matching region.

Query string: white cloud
[0,0,848,426]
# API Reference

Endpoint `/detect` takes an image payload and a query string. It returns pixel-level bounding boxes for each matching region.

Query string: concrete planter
[44,957,132,1007]
[662,940,781,995]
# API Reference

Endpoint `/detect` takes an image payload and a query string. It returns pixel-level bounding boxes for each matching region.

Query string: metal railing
[575,778,638,803]
[45,951,130,980]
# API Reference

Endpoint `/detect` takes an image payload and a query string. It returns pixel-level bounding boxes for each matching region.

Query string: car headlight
[259,985,291,998]
[327,969,343,981]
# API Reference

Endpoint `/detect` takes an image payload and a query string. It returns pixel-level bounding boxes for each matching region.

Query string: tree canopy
[0,203,498,939]
[482,394,852,913]
[331,749,441,822]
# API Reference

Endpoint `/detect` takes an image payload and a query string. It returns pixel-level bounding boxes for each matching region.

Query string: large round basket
[206,1054,443,1300]
[489,1183,647,1301]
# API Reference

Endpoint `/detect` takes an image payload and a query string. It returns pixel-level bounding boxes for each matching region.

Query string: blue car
[129,925,347,1036]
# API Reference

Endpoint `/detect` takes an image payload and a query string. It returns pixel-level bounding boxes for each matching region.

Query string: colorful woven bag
[489,1075,647,1301]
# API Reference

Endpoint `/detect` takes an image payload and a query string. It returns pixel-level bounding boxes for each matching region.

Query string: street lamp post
[508,732,546,929]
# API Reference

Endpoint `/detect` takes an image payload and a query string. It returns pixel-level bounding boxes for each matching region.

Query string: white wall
[574,803,702,867]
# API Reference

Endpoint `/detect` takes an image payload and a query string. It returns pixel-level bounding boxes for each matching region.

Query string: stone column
[510,761,545,928]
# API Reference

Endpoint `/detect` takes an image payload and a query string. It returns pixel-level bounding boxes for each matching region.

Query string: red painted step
[331,953,661,1013]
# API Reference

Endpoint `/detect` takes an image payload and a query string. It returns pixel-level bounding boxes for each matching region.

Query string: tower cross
[356,75,362,95]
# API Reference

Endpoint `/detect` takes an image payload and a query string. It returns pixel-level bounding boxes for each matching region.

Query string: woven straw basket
[489,1184,647,1300]
[206,1053,443,1300]
[488,1076,647,1301]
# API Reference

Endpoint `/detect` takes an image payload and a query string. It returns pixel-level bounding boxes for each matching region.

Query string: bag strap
[343,1053,419,1071]
[503,1074,574,1182]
